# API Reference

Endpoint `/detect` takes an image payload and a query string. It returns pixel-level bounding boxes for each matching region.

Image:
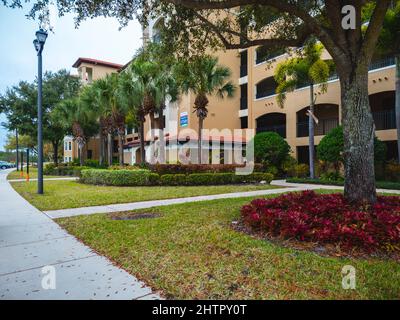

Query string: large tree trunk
[340,64,376,204]
[198,117,204,164]
[52,141,59,166]
[107,133,113,166]
[396,55,400,163]
[139,120,146,165]
[309,84,315,179]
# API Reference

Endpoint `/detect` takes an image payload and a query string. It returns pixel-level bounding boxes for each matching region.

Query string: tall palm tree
[174,56,235,164]
[275,42,330,179]
[153,69,179,164]
[53,97,97,166]
[93,74,127,166]
[124,59,160,164]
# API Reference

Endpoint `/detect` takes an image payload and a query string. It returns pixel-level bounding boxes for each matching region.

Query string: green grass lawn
[7,167,59,180]
[57,194,400,299]
[11,180,279,211]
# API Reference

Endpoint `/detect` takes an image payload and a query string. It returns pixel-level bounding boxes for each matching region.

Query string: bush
[160,174,187,186]
[84,159,107,168]
[148,163,264,175]
[317,126,344,172]
[385,161,400,182]
[318,126,387,171]
[286,163,309,178]
[253,132,291,169]
[241,190,400,253]
[43,163,90,177]
[80,169,156,186]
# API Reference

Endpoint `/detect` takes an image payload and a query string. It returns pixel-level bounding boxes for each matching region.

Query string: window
[69,141,72,151]
[240,51,248,78]
[64,157,68,162]
[241,116,248,129]
[69,157,72,162]
[64,142,68,151]
[240,84,248,110]
[87,150,93,160]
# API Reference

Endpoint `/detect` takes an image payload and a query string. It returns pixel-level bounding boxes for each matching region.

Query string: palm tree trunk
[107,133,113,166]
[198,117,204,164]
[158,115,166,164]
[79,144,84,166]
[309,83,315,179]
[395,55,400,163]
[118,134,124,166]
[139,120,146,165]
[99,129,104,166]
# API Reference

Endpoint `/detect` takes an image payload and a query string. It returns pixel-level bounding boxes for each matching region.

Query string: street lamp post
[33,29,48,195]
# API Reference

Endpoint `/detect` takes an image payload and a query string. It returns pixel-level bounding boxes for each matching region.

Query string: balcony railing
[369,57,395,71]
[256,88,276,99]
[240,64,248,78]
[240,97,248,110]
[373,109,396,131]
[297,118,339,137]
[256,125,286,138]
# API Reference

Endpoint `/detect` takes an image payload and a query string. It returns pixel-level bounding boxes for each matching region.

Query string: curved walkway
[0,169,160,300]
[43,179,400,219]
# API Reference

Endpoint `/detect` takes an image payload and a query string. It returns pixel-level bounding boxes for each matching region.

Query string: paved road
[0,169,160,300]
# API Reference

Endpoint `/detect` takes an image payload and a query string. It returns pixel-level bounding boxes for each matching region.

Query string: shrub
[317,126,344,172]
[286,163,309,178]
[84,159,107,168]
[148,163,264,175]
[385,161,400,182]
[253,132,291,169]
[160,174,187,186]
[80,169,155,186]
[241,190,400,253]
[318,126,387,171]
[43,163,56,175]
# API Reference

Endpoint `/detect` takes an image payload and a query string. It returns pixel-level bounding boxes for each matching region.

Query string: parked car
[0,161,15,169]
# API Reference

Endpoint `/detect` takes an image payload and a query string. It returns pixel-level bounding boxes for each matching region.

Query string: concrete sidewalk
[0,169,160,300]
[44,180,400,219]
[8,177,78,183]
[271,179,400,195]
[44,186,305,219]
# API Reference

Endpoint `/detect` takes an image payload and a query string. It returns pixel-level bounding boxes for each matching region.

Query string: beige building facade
[63,58,123,164]
[64,22,398,166]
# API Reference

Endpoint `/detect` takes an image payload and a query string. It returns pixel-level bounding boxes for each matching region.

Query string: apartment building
[63,58,124,163]
[128,18,398,166]
[64,19,398,166]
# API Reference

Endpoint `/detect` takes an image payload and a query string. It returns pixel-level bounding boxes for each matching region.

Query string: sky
[0,5,143,151]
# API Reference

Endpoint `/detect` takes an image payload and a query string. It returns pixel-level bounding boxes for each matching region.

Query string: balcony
[297,118,339,137]
[256,125,286,138]
[373,109,396,131]
[369,57,395,71]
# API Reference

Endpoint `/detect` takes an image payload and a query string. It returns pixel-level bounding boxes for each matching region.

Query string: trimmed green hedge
[286,177,400,191]
[80,169,155,186]
[44,164,90,177]
[80,169,273,187]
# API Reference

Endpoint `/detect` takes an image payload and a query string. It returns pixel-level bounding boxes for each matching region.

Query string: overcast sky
[0,5,143,151]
